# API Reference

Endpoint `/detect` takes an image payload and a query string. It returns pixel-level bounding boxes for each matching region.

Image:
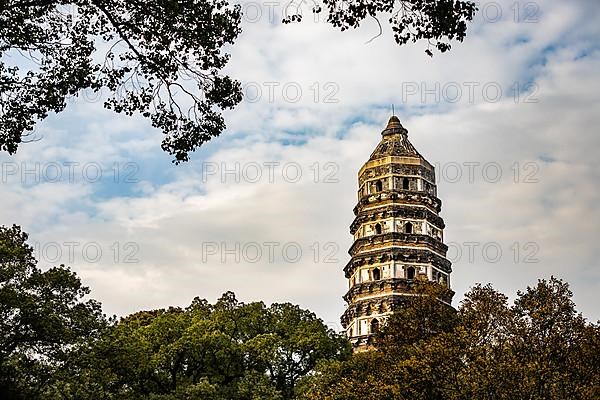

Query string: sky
[1,0,599,329]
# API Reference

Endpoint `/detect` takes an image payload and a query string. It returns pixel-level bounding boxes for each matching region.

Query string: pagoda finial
[382,114,407,136]
[386,115,401,128]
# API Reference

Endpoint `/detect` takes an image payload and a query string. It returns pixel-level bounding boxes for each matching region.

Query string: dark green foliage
[0,224,107,399]
[52,292,351,399]
[284,0,478,56]
[0,0,242,163]
[0,225,349,399]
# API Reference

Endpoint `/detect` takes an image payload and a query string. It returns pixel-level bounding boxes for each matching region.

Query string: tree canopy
[48,292,351,399]
[5,225,596,399]
[0,224,107,399]
[0,224,350,399]
[298,280,600,400]
[1,0,476,162]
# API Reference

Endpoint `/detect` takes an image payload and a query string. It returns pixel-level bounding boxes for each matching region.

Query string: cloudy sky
[2,0,599,328]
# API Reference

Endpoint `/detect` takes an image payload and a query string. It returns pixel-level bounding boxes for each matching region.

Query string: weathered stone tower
[341,116,453,350]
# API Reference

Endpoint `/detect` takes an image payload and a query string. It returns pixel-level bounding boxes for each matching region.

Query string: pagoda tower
[341,116,453,350]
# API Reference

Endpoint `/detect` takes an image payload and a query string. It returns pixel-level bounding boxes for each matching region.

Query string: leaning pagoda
[341,116,453,350]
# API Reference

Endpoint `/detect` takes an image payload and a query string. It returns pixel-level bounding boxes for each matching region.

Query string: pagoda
[341,116,453,350]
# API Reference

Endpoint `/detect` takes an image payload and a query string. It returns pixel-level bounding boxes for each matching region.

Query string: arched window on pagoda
[370,318,380,334]
[372,268,381,281]
[403,177,410,190]
[375,223,382,235]
[439,273,447,285]
[404,222,413,234]
[406,267,416,280]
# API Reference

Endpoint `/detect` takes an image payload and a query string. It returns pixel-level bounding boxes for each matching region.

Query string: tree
[507,278,598,399]
[55,291,350,399]
[244,302,351,398]
[299,278,600,400]
[374,281,458,353]
[1,0,477,162]
[1,0,242,163]
[454,283,517,400]
[0,224,107,399]
[286,0,477,56]
[299,282,460,400]
[297,350,395,400]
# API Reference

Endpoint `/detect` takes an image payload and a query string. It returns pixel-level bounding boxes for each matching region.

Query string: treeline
[302,283,600,400]
[1,224,599,399]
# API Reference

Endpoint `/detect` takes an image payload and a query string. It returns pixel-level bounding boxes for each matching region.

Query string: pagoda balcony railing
[353,190,441,215]
[350,206,445,234]
[343,278,417,303]
[344,249,452,277]
[348,232,448,257]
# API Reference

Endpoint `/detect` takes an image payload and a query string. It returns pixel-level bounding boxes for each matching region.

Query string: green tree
[507,277,598,400]
[1,0,476,162]
[453,283,517,400]
[57,291,350,399]
[0,224,107,399]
